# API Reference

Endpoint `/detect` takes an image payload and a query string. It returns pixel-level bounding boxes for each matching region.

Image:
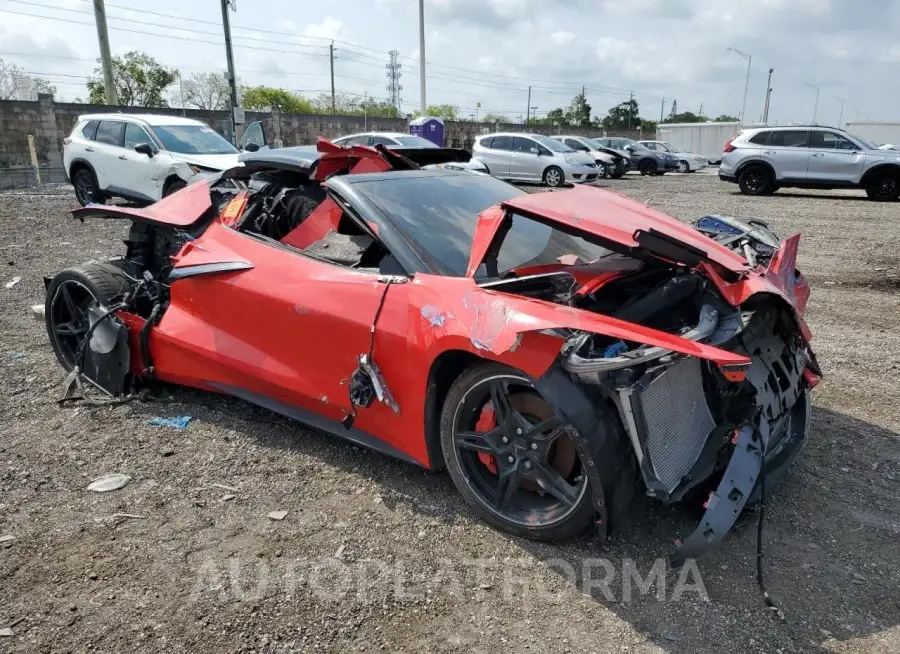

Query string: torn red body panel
[74,179,211,228]
[48,140,818,559]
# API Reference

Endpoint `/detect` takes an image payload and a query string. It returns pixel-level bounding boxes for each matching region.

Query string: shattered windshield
[493,213,614,276]
[350,173,525,276]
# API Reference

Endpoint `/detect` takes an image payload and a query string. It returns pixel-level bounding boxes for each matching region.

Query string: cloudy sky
[1,0,898,127]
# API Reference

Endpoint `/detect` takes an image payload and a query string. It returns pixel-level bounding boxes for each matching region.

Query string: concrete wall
[0,95,648,188]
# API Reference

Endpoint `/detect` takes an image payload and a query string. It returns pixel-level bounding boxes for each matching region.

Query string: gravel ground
[1,173,898,653]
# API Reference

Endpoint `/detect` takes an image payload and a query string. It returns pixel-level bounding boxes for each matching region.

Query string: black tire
[163,178,187,197]
[542,166,565,188]
[440,361,595,540]
[638,159,656,176]
[738,165,775,195]
[45,262,131,371]
[678,160,690,174]
[72,166,103,207]
[865,170,900,201]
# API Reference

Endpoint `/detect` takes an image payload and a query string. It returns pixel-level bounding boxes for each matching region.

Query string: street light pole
[762,68,774,124]
[727,47,752,124]
[804,83,820,123]
[418,0,426,114]
[834,97,845,128]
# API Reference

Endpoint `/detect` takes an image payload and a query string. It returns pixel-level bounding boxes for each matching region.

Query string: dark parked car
[595,137,679,176]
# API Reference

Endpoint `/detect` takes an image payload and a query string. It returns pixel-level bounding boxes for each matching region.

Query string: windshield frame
[151,124,239,155]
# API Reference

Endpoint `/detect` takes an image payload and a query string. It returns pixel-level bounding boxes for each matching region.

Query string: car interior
[224,168,401,274]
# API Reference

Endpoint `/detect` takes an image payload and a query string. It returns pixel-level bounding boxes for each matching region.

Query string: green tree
[241,86,314,113]
[564,93,592,127]
[602,98,641,130]
[413,104,459,121]
[358,97,401,118]
[662,111,709,124]
[87,51,176,107]
[481,113,508,123]
[713,114,740,122]
[182,72,230,110]
[542,108,567,125]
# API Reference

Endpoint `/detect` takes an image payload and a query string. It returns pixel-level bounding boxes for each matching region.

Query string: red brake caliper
[475,405,498,474]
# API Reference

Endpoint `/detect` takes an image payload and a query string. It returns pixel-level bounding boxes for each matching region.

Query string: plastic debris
[0,535,14,544]
[211,483,237,492]
[267,510,288,521]
[4,276,21,289]
[10,353,25,360]
[148,415,192,429]
[0,628,13,637]
[31,304,45,321]
[87,473,132,493]
[221,494,236,502]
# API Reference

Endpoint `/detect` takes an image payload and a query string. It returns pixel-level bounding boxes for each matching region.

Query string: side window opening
[748,131,770,145]
[80,120,100,140]
[95,121,126,147]
[230,173,396,273]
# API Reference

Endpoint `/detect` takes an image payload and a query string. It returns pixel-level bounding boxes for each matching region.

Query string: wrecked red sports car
[45,139,819,561]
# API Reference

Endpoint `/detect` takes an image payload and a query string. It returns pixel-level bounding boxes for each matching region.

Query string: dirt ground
[1,173,898,653]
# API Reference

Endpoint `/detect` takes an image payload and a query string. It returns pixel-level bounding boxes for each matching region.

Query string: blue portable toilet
[409,116,444,147]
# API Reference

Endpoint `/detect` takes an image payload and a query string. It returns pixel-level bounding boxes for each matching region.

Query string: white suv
[64,114,241,206]
[719,125,900,201]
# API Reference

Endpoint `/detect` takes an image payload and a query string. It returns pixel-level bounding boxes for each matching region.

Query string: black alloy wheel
[441,364,593,540]
[638,159,656,176]
[738,165,775,195]
[72,168,102,207]
[47,279,97,369]
[865,171,900,201]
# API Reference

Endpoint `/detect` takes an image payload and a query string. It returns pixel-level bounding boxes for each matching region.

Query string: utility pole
[363,90,367,130]
[627,91,634,129]
[526,86,531,124]
[92,0,118,105]
[659,97,665,122]
[727,47,752,123]
[834,96,845,128]
[531,106,538,123]
[329,42,336,114]
[699,102,704,116]
[220,0,240,142]
[804,83,820,123]
[418,0,426,114]
[762,68,774,124]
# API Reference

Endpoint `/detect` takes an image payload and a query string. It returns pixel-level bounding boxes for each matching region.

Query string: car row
[61,112,708,208]
[720,124,900,201]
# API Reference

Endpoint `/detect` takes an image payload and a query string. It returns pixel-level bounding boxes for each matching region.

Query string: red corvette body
[51,140,818,558]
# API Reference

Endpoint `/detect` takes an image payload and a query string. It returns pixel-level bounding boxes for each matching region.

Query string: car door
[239,121,269,151]
[91,120,127,192]
[508,136,542,180]
[806,130,866,183]
[479,136,511,176]
[763,130,811,181]
[118,122,171,202]
[164,217,409,428]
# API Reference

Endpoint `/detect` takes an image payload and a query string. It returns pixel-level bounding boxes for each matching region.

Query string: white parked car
[471,133,598,186]
[550,135,628,178]
[64,114,241,206]
[638,140,708,173]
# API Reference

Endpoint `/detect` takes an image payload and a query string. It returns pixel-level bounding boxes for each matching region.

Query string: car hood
[565,151,596,165]
[868,148,900,161]
[589,150,615,163]
[168,152,242,171]
[468,184,749,275]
